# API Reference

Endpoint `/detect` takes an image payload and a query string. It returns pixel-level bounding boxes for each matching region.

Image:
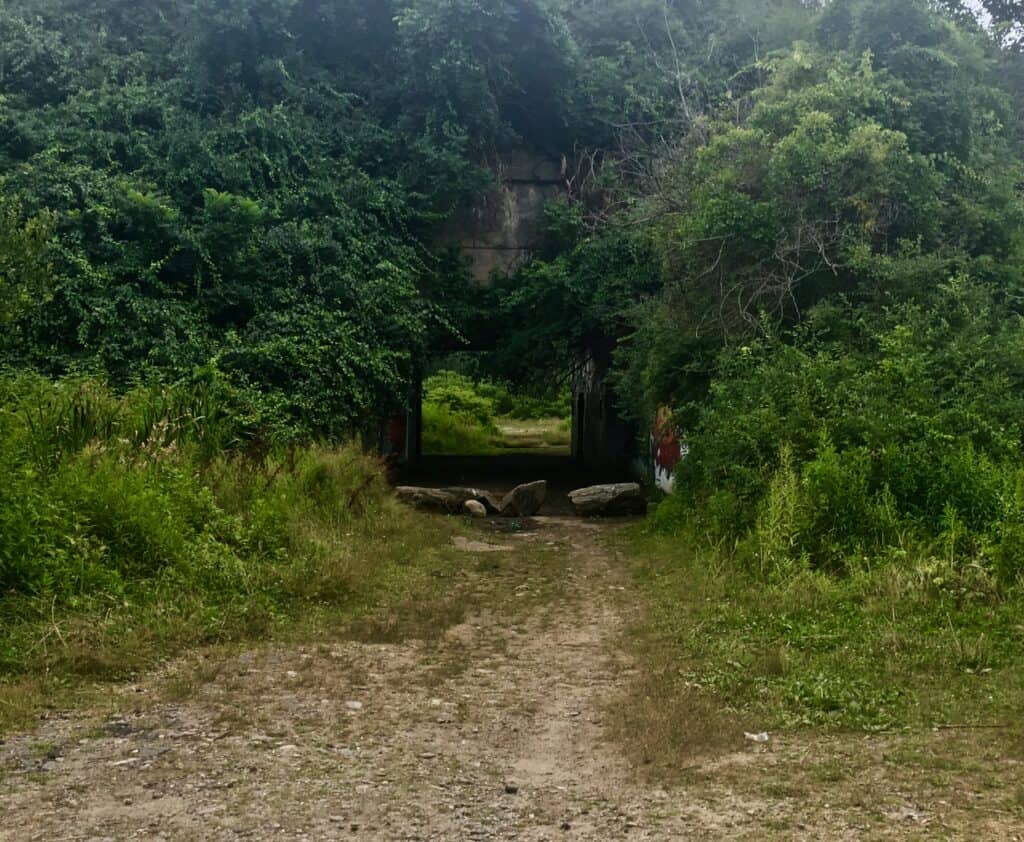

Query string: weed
[30,741,57,759]
[608,668,745,774]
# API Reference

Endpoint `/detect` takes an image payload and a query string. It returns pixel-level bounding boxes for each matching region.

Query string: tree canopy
[0,0,1021,452]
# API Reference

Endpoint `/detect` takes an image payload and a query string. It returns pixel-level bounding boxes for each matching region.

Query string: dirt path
[1,517,1021,840]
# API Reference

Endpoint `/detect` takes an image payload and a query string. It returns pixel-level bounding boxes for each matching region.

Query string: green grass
[421,404,571,457]
[620,522,1024,742]
[0,478,472,732]
[490,416,571,455]
[421,402,498,455]
[420,370,571,456]
[0,376,476,733]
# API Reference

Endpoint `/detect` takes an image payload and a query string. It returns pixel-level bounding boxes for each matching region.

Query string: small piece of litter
[744,731,770,743]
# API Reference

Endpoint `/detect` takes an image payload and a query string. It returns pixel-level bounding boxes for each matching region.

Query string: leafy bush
[506,389,572,421]
[422,371,498,429]
[420,403,497,456]
[420,370,499,455]
[420,370,571,455]
[659,281,1024,586]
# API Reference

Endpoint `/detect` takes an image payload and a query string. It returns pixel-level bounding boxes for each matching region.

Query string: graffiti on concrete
[651,407,687,493]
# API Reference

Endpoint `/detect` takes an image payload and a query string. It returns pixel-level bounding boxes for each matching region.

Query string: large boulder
[395,486,501,515]
[498,481,548,517]
[568,483,647,517]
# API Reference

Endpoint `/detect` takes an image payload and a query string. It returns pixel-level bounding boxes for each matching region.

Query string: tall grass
[0,373,456,731]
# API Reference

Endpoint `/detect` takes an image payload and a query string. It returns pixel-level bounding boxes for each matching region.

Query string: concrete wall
[393,150,640,477]
[444,150,565,283]
[572,352,637,475]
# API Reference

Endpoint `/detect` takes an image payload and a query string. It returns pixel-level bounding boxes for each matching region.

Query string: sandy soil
[1,516,1021,840]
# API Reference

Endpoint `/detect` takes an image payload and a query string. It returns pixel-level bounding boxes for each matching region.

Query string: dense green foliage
[0,373,471,731]
[0,0,833,432]
[421,370,500,455]
[496,0,1024,589]
[654,282,1024,582]
[0,0,602,434]
[2,0,1024,735]
[0,375,387,602]
[637,4,1024,585]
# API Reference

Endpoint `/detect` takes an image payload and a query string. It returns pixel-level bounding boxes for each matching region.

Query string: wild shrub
[661,281,1024,585]
[422,371,497,430]
[420,402,496,456]
[0,374,385,602]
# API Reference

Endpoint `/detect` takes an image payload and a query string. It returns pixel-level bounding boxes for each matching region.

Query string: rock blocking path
[2,517,1021,840]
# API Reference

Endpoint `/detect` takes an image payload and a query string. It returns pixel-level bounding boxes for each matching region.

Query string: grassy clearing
[492,417,571,455]
[613,522,1024,774]
[421,409,571,457]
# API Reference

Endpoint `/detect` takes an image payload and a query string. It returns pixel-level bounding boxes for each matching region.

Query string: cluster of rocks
[396,481,648,518]
[395,482,548,518]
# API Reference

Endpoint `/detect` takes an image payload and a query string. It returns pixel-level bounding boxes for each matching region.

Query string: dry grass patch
[607,658,747,777]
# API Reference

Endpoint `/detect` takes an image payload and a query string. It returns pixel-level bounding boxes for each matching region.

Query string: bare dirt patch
[1,517,1021,840]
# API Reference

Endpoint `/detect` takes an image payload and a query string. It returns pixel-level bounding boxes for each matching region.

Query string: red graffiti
[651,407,682,475]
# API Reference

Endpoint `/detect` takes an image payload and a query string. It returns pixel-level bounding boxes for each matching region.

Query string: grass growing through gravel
[613,523,1024,772]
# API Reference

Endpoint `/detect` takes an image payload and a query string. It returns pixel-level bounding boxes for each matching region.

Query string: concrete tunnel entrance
[378,146,644,506]
[386,351,641,514]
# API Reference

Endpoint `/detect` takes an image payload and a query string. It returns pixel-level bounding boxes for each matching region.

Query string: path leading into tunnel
[2,514,1021,840]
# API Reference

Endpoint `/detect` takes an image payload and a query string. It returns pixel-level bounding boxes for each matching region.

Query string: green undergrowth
[0,375,464,733]
[624,523,1024,741]
[420,370,571,456]
[421,402,498,456]
[614,280,1024,765]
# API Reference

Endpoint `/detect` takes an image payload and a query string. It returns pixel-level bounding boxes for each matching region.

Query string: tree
[0,197,53,327]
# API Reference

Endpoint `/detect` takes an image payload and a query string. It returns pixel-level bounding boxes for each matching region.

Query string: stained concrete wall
[444,150,565,283]
[572,353,637,475]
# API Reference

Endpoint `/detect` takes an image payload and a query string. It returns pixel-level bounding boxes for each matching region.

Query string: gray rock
[568,483,647,516]
[444,488,503,513]
[395,486,462,513]
[464,500,488,518]
[498,480,547,517]
[395,486,500,514]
